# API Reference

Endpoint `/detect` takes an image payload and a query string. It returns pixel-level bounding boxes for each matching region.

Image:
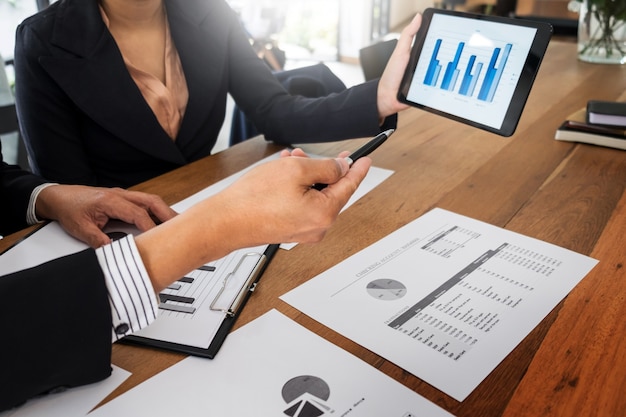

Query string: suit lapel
[39,0,187,165]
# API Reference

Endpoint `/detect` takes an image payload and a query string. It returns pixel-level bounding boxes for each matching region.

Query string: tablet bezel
[397,8,553,137]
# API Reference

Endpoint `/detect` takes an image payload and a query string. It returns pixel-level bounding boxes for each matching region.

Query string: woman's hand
[136,152,371,292]
[376,13,423,120]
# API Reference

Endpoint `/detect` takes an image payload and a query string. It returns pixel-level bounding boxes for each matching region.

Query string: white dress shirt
[95,235,159,341]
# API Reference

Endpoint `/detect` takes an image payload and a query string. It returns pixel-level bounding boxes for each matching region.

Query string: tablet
[398,8,553,136]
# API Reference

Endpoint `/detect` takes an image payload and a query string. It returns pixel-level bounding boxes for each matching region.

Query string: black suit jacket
[0,146,112,410]
[0,249,112,412]
[15,0,395,188]
[0,139,45,235]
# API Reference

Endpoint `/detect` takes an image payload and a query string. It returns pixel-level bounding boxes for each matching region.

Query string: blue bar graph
[422,39,513,103]
[459,56,483,97]
[441,42,464,91]
[478,43,512,102]
[424,39,443,86]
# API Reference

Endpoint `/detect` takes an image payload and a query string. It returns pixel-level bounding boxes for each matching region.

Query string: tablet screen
[398,9,552,136]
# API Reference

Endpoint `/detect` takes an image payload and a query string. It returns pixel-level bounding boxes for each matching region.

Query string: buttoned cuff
[94,235,159,342]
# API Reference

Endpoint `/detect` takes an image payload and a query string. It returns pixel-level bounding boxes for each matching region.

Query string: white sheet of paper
[89,310,453,417]
[280,208,598,401]
[0,221,87,276]
[0,366,129,417]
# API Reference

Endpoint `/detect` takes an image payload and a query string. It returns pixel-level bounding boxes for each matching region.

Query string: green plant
[576,0,626,59]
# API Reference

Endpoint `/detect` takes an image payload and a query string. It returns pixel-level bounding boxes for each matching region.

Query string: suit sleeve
[0,249,113,412]
[220,5,397,145]
[0,140,46,236]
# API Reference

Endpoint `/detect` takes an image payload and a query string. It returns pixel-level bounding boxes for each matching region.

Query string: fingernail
[335,158,349,176]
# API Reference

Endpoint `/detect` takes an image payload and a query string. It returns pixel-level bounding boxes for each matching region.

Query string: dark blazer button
[115,323,130,334]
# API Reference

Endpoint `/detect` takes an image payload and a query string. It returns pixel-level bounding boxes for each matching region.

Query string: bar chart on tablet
[406,13,537,128]
[423,39,513,102]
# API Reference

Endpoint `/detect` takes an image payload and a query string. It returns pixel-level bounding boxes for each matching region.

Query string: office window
[371,0,391,41]
[0,0,38,63]
[229,0,340,63]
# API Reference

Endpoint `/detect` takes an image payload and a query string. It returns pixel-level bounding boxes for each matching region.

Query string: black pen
[313,128,394,190]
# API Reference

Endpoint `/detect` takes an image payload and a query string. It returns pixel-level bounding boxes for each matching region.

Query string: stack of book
[555,100,626,150]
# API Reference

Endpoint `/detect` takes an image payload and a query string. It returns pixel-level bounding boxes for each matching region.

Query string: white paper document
[0,366,129,417]
[89,310,453,417]
[280,208,598,401]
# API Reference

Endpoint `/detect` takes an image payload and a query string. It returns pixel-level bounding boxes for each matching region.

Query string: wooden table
[3,41,625,416]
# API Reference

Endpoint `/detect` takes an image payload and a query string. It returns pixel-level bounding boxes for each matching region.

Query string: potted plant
[572,0,626,64]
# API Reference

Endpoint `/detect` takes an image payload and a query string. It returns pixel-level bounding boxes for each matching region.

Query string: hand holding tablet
[398,9,553,136]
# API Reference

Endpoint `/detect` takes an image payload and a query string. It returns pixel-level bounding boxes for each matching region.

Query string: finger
[97,197,160,232]
[116,207,158,232]
[391,13,421,62]
[401,13,422,43]
[280,148,308,158]
[85,229,113,248]
[64,220,112,248]
[147,203,178,224]
[286,148,308,158]
[308,158,349,188]
[322,157,371,205]
[115,191,177,224]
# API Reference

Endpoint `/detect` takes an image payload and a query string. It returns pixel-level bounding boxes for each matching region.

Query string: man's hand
[35,185,177,248]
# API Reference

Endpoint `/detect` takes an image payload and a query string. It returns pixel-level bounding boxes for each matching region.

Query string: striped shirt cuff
[27,183,59,225]
[94,235,159,342]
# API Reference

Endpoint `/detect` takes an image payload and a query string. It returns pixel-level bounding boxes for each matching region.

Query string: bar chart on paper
[424,39,513,102]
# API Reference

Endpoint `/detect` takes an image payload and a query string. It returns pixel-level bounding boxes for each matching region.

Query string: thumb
[311,158,350,188]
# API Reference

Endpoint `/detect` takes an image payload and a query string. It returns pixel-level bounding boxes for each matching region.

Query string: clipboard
[0,215,280,359]
[121,243,279,359]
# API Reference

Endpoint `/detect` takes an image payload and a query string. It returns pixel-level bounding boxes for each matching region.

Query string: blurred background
[1,0,577,163]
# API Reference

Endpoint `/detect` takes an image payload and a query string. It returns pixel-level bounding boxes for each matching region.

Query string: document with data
[90,310,453,417]
[281,208,598,401]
